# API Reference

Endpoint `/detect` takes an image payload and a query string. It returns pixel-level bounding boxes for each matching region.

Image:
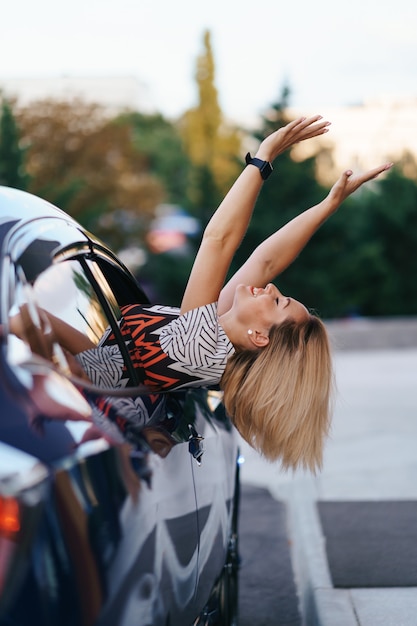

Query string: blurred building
[289,98,417,184]
[0,75,154,115]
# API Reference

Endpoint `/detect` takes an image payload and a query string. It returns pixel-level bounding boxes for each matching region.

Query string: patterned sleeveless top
[76,302,235,392]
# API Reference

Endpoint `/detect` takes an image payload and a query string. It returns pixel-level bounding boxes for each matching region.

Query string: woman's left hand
[256,115,331,162]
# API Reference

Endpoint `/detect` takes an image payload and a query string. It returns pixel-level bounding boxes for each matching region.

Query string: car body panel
[0,185,240,626]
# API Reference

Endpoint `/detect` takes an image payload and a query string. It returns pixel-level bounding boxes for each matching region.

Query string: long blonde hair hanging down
[220,316,334,473]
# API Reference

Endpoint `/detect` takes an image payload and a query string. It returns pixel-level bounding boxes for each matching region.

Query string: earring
[247,329,253,335]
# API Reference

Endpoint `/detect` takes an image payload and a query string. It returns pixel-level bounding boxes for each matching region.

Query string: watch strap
[245,152,273,180]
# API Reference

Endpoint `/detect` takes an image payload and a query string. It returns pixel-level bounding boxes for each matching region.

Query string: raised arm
[180,115,331,313]
[218,163,393,315]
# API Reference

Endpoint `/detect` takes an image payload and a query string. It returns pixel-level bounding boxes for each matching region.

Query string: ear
[248,329,269,349]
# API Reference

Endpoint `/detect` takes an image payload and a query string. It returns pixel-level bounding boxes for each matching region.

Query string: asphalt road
[238,485,301,626]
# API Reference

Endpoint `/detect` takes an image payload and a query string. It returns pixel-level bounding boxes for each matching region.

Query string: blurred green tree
[358,163,417,316]
[0,96,30,190]
[303,160,417,318]
[15,98,164,250]
[116,111,191,207]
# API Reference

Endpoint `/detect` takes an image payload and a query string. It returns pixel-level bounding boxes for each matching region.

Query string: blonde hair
[220,316,334,473]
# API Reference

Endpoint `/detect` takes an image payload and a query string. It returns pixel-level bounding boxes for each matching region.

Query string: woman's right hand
[256,115,331,162]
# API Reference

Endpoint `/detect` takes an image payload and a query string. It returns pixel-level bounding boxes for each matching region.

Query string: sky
[1,0,416,124]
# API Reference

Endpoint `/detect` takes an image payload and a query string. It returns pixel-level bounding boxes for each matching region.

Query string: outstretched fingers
[287,115,331,142]
[298,120,331,141]
[357,162,393,185]
[329,163,393,206]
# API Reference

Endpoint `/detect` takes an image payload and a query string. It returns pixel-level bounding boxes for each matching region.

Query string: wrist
[254,148,273,161]
[245,153,273,180]
[320,196,340,217]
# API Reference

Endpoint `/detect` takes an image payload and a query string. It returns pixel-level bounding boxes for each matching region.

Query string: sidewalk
[239,318,417,626]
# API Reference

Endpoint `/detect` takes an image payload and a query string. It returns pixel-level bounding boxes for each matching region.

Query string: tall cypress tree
[0,97,30,190]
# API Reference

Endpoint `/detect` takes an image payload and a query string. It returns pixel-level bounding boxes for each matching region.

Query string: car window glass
[7,258,124,385]
[8,254,153,397]
[32,260,114,347]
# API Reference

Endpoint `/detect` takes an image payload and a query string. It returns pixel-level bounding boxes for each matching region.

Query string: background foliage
[1,31,416,318]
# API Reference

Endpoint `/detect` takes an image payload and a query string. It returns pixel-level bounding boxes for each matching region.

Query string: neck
[218,311,245,351]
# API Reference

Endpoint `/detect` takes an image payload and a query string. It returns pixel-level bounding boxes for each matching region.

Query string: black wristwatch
[245,152,273,180]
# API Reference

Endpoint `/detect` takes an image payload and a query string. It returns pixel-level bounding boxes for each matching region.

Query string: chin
[234,284,245,294]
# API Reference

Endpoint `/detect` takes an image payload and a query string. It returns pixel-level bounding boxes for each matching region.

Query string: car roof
[0,185,80,225]
[0,186,97,271]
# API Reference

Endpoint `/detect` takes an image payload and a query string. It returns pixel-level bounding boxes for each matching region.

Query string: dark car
[0,186,240,626]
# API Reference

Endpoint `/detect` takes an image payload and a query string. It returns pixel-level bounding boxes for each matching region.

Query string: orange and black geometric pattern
[102,304,195,390]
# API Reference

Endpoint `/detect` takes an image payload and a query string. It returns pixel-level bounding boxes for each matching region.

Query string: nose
[266,283,280,297]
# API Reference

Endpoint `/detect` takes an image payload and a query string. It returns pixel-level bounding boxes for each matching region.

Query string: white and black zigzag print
[76,344,126,389]
[158,302,234,389]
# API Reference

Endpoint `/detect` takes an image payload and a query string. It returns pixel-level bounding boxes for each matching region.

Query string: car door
[186,390,240,622]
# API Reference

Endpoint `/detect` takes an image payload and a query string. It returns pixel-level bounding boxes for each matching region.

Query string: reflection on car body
[0,186,240,626]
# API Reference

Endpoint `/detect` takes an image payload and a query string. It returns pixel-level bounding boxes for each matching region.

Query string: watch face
[260,161,273,180]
